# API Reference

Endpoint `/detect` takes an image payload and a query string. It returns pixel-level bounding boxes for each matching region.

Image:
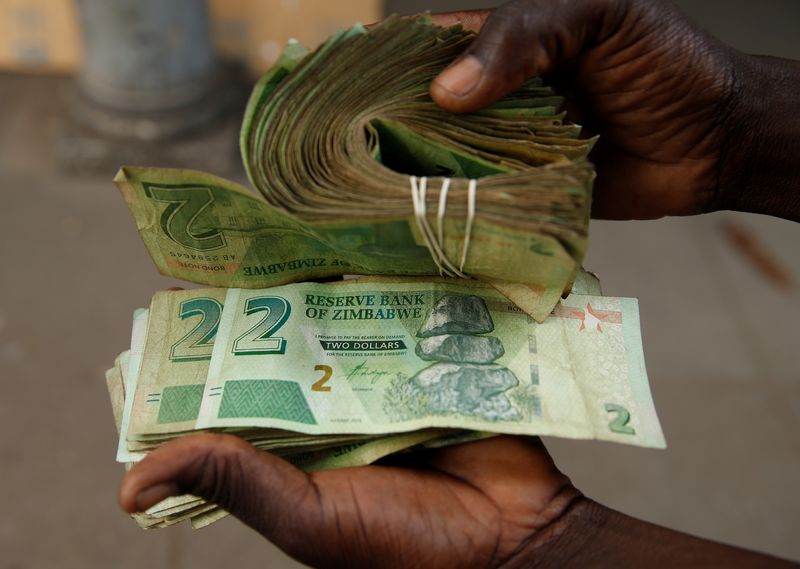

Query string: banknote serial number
[169,251,238,263]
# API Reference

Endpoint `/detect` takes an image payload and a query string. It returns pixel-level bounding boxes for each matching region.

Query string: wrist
[498,496,609,569]
[499,495,797,569]
[713,52,800,221]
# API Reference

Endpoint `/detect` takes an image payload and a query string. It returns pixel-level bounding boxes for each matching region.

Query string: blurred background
[0,0,798,567]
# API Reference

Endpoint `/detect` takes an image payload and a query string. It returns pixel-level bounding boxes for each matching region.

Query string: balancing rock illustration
[409,295,521,421]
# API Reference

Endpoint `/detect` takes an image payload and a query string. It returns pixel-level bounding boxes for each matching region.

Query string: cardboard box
[0,0,381,76]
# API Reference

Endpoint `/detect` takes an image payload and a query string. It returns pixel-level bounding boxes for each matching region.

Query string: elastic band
[436,177,450,248]
[459,179,477,272]
[410,177,450,276]
[409,176,473,279]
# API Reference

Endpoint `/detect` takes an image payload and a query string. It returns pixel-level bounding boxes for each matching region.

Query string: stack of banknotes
[106,274,664,529]
[107,16,666,530]
[115,15,598,323]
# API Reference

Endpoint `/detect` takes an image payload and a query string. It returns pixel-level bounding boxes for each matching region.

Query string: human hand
[119,434,585,569]
[429,1,800,221]
[118,432,796,568]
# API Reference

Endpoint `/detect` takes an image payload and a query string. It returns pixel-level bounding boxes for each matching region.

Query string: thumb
[119,434,320,551]
[431,0,619,113]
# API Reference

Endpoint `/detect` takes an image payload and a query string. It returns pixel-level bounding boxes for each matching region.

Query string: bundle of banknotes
[107,16,666,530]
[115,15,597,323]
[106,274,664,529]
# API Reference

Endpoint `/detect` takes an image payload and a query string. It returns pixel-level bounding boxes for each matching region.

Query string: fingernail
[434,55,483,97]
[136,482,180,511]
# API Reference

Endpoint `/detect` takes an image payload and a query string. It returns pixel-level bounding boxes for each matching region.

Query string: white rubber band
[459,179,477,272]
[411,177,453,277]
[436,177,450,248]
[410,176,473,279]
[417,177,443,273]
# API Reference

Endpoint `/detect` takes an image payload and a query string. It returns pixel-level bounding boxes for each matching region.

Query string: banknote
[114,308,459,528]
[117,287,459,464]
[114,16,598,323]
[116,308,149,463]
[193,281,664,448]
[110,278,664,529]
[105,355,126,433]
[121,272,599,447]
[115,166,582,323]
[126,288,227,441]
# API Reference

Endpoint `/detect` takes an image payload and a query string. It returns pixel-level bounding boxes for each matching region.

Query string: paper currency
[120,279,663,449]
[108,278,664,529]
[197,281,663,446]
[107,274,664,528]
[116,309,148,463]
[105,17,667,531]
[114,15,596,322]
[108,307,450,529]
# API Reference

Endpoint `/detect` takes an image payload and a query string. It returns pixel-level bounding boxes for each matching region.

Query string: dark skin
[121,1,800,567]
[430,1,800,222]
[121,434,796,568]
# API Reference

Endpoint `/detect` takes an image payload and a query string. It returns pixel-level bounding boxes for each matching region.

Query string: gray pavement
[1,2,799,567]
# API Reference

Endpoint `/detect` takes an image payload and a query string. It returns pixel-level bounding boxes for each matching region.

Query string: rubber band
[459,179,477,273]
[410,176,447,276]
[409,176,474,279]
[436,177,450,248]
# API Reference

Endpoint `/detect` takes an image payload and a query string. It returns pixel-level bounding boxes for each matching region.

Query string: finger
[431,0,620,113]
[119,434,320,549]
[429,9,491,33]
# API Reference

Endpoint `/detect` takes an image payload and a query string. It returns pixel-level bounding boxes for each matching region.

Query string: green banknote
[115,164,580,323]
[193,280,663,448]
[120,286,452,452]
[126,288,227,442]
[116,308,149,463]
[109,278,663,529]
[105,355,126,433]
[111,292,452,529]
[115,15,597,322]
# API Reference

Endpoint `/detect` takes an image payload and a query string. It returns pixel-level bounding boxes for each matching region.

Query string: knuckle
[472,2,535,65]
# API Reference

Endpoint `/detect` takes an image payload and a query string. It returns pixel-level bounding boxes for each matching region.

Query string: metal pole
[71,0,228,140]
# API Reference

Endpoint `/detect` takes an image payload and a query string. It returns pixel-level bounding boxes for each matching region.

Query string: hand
[119,434,584,569]
[429,1,800,221]
[118,434,795,568]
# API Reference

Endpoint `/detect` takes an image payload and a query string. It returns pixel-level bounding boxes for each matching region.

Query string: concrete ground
[1,3,799,568]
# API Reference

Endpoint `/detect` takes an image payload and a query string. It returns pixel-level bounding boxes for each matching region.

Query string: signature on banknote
[345,361,393,385]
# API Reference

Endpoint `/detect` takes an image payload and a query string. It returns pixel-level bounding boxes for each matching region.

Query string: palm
[121,435,579,569]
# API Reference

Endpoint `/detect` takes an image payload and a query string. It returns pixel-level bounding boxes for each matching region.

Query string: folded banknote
[115,15,596,322]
